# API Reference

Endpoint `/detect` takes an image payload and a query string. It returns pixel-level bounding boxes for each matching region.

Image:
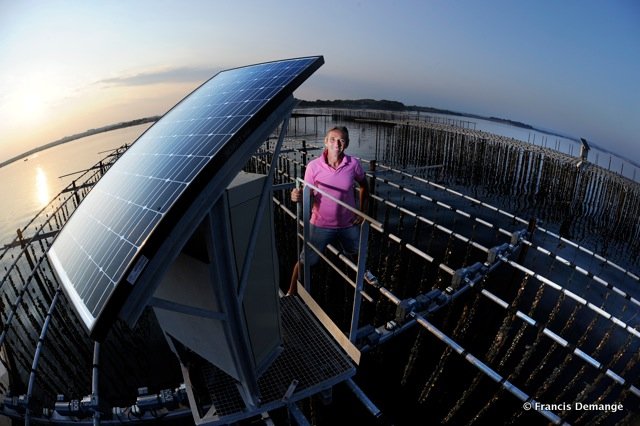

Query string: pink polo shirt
[304,152,365,228]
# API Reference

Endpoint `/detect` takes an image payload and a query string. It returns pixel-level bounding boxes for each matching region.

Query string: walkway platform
[180,295,356,425]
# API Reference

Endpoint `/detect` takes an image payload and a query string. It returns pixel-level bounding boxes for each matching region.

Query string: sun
[17,91,47,123]
[8,74,63,125]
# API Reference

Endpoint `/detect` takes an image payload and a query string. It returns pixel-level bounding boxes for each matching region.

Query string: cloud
[97,66,221,87]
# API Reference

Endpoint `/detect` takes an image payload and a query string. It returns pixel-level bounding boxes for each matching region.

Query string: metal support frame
[91,342,101,426]
[238,117,290,300]
[349,221,369,343]
[206,200,260,410]
[151,113,293,423]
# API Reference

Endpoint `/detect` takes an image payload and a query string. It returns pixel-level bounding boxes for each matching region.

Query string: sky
[0,0,638,165]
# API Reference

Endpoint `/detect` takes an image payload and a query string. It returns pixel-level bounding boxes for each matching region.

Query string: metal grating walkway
[186,294,356,422]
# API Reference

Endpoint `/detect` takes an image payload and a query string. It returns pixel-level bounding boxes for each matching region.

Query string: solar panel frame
[48,56,324,340]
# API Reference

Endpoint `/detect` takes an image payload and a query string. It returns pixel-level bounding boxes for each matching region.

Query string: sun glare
[35,167,50,208]
[10,73,66,125]
[18,92,47,123]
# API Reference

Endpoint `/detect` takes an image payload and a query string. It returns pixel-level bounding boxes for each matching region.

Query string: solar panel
[48,56,324,340]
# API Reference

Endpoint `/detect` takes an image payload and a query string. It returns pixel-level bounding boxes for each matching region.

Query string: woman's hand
[291,188,302,203]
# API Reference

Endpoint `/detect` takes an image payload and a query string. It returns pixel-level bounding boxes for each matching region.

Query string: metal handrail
[296,178,383,229]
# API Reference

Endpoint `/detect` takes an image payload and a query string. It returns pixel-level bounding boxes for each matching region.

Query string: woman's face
[325,129,348,155]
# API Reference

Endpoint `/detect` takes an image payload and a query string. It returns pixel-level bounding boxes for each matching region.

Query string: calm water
[0,112,637,244]
[0,124,150,243]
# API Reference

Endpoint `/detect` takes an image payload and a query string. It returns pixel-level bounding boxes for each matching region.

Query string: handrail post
[368,160,377,217]
[295,179,302,285]
[301,140,307,176]
[349,220,369,343]
[302,183,312,293]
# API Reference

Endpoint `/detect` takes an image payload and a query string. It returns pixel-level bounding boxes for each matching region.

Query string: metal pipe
[349,221,370,342]
[92,342,101,426]
[475,287,638,394]
[345,378,381,418]
[296,178,383,229]
[24,288,61,425]
[358,257,639,420]
[503,256,640,339]
[529,244,640,309]
[287,402,310,426]
[410,311,565,425]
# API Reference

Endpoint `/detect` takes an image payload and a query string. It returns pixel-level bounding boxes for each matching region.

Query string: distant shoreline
[297,98,568,139]
[2,101,637,171]
[297,100,640,169]
[0,116,160,169]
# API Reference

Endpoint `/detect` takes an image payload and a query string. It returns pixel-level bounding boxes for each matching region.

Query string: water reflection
[35,166,50,208]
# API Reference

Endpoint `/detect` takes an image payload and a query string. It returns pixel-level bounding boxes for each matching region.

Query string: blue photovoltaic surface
[48,56,323,337]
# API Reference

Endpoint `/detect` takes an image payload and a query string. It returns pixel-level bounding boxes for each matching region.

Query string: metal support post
[302,183,312,293]
[349,221,370,343]
[92,342,101,426]
[295,179,303,288]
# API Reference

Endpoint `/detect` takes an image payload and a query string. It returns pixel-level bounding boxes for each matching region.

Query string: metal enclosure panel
[152,172,281,382]
[226,172,282,374]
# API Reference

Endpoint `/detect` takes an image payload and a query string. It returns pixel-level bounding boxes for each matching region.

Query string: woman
[288,126,369,295]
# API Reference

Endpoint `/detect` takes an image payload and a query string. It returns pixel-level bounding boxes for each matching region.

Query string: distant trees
[297,98,406,111]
